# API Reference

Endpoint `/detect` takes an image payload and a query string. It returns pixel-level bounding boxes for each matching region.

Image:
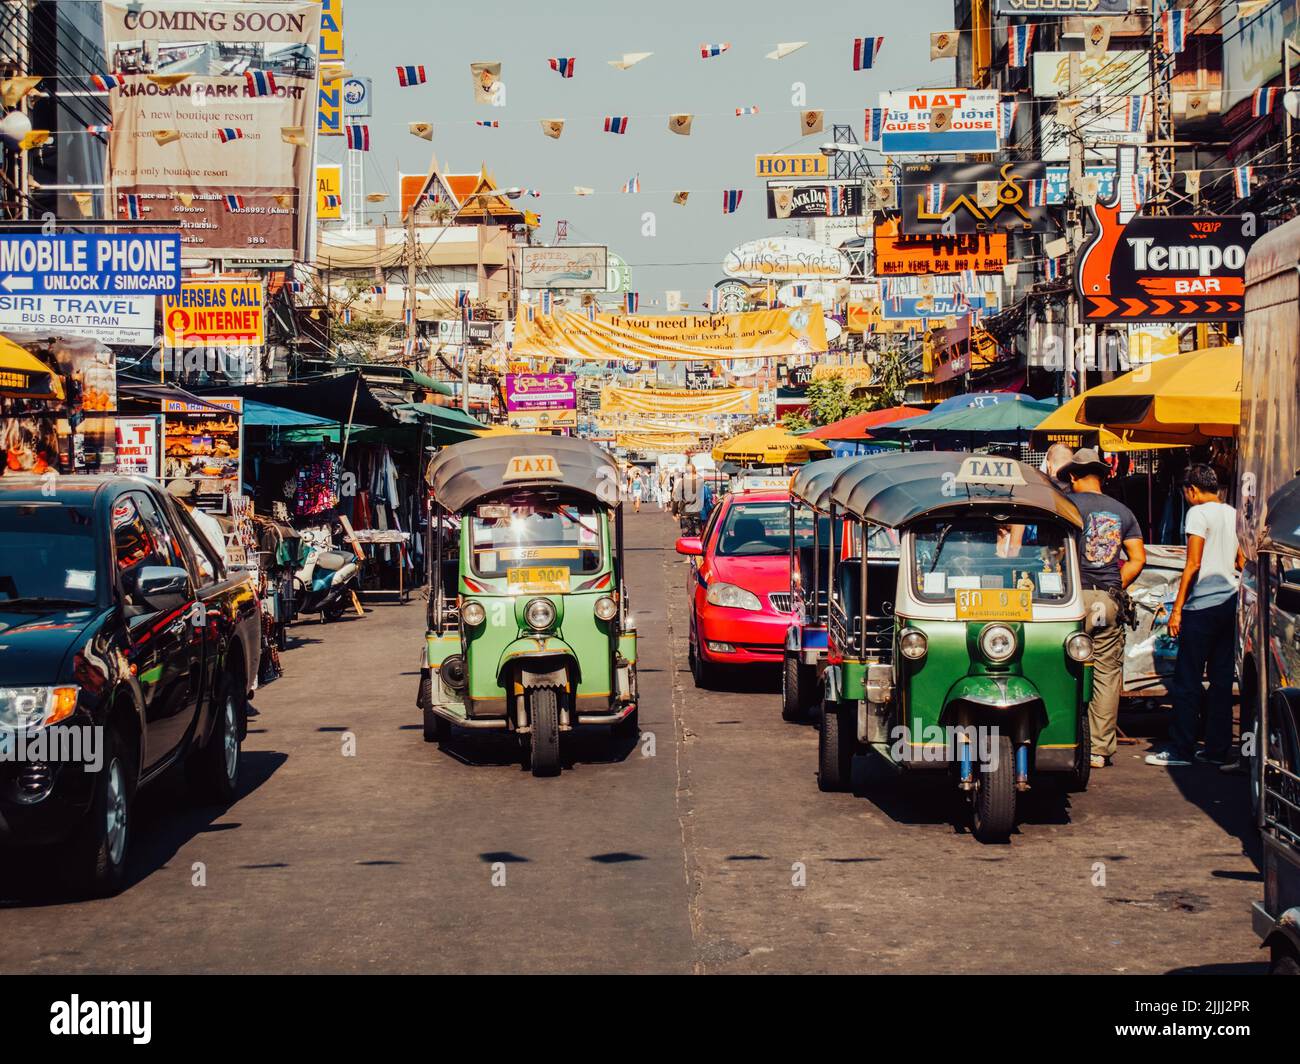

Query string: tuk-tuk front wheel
[782,654,817,722]
[971,735,1016,842]
[1064,706,1092,793]
[526,687,562,778]
[818,701,855,792]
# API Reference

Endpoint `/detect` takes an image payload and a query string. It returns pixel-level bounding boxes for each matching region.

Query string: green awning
[399,402,486,430]
[410,371,455,396]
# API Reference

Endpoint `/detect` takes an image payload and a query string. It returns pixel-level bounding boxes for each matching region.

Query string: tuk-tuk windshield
[910,517,1071,603]
[470,501,603,577]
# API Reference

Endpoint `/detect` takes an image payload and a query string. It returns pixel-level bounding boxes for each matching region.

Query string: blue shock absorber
[1015,743,1029,781]
[959,740,973,784]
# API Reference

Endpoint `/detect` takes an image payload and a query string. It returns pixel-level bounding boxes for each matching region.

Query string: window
[470,501,602,577]
[714,502,791,557]
[910,517,1072,603]
[0,502,99,605]
[113,493,189,607]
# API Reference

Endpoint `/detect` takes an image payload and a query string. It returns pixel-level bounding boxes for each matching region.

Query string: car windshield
[910,517,1072,603]
[470,500,603,577]
[715,502,793,557]
[0,502,100,605]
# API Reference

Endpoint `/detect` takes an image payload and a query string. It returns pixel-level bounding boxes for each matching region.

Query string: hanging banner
[1077,206,1257,323]
[600,386,759,416]
[104,0,321,259]
[519,246,608,289]
[900,160,1051,235]
[877,89,999,155]
[316,163,342,220]
[873,215,1008,276]
[766,183,864,219]
[515,306,827,364]
[317,0,343,135]
[162,280,265,346]
[115,416,160,477]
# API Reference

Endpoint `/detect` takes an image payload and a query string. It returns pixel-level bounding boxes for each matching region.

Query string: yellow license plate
[954,587,1033,621]
[507,566,571,593]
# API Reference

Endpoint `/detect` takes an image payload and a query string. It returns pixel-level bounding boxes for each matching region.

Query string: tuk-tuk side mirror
[1277,579,1300,615]
[676,536,704,556]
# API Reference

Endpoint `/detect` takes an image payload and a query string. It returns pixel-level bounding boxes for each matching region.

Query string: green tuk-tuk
[417,436,638,776]
[818,452,1093,841]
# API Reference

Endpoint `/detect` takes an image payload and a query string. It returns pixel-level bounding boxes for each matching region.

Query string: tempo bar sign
[0,233,181,295]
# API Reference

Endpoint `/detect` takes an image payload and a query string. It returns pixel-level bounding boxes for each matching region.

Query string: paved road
[0,510,1266,973]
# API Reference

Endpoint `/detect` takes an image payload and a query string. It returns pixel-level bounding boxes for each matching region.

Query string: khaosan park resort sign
[723,236,851,281]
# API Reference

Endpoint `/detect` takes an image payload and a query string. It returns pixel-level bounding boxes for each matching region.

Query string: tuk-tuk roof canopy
[829,451,1082,529]
[427,435,619,511]
[790,456,863,511]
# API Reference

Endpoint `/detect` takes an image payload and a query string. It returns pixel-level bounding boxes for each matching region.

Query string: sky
[318,0,954,301]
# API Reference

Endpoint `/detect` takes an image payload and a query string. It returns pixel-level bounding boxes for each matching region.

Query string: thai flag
[925,183,946,214]
[828,185,844,215]
[524,304,536,323]
[735,106,759,116]
[456,289,470,308]
[541,290,553,314]
[86,124,111,137]
[867,107,886,142]
[396,65,426,87]
[404,308,414,325]
[998,101,1018,140]
[224,194,246,211]
[323,194,341,209]
[722,189,743,213]
[90,73,124,92]
[1008,24,1034,67]
[548,57,576,78]
[1252,87,1278,117]
[367,284,386,296]
[1234,165,1253,199]
[123,194,144,219]
[852,36,883,71]
[289,280,304,293]
[525,189,542,197]
[1028,179,1047,207]
[709,288,720,312]
[604,116,629,134]
[701,43,730,59]
[1045,258,1060,282]
[622,175,640,193]
[403,338,415,357]
[1162,8,1186,54]
[244,70,276,96]
[625,292,639,313]
[346,124,370,149]
[217,127,244,143]
[475,120,499,128]
[342,308,352,324]
[1126,95,1146,132]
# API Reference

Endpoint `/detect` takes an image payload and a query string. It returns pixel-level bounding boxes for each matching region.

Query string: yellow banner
[316,164,342,220]
[318,0,344,136]
[513,306,827,363]
[616,431,700,453]
[163,281,264,347]
[600,386,758,416]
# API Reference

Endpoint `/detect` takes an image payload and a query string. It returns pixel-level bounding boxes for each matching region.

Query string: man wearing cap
[1057,448,1146,769]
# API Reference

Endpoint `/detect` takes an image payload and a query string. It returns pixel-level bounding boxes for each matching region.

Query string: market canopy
[871,396,1057,444]
[1077,346,1241,444]
[1031,394,1182,452]
[243,400,337,428]
[713,426,831,465]
[0,336,64,400]
[805,406,927,442]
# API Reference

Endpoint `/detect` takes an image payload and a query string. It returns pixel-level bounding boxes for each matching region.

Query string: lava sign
[1077,205,1256,323]
[0,233,181,296]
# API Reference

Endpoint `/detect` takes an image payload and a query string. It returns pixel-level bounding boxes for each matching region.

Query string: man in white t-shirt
[1146,463,1244,767]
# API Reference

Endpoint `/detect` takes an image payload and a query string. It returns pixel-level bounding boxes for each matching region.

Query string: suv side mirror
[675,536,703,556]
[1278,579,1300,615]
[133,565,190,612]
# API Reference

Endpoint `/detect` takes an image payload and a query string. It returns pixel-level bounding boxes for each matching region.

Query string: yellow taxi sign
[503,454,564,482]
[955,587,1033,622]
[507,566,570,593]
[954,455,1025,488]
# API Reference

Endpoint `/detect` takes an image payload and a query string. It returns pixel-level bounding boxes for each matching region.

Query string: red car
[675,488,798,685]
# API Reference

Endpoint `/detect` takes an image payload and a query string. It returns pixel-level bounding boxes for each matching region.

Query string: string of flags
[1008,24,1035,68]
[346,124,370,150]
[396,65,427,87]
[852,37,883,71]
[735,106,759,117]
[621,175,641,193]
[604,116,629,133]
[549,57,576,78]
[701,43,730,59]
[1252,87,1279,117]
[722,189,743,214]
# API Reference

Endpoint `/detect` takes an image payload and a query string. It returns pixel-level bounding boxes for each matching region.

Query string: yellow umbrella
[713,426,831,465]
[1032,394,1181,452]
[1076,346,1241,444]
[0,336,64,400]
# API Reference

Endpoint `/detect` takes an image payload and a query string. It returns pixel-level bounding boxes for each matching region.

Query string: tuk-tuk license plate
[954,588,1033,622]
[507,566,571,593]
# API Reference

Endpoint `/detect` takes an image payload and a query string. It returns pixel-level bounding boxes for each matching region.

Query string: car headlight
[461,600,486,626]
[979,624,1017,663]
[1065,631,1093,662]
[594,596,618,621]
[898,628,928,660]
[0,686,78,730]
[705,582,762,611]
[525,598,557,630]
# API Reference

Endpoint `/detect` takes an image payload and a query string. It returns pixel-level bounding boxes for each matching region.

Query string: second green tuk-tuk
[417,436,638,776]
[818,452,1093,841]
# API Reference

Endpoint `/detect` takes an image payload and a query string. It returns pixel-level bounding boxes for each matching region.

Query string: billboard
[342,75,370,117]
[766,183,864,219]
[723,236,851,281]
[1038,98,1148,163]
[873,216,1008,276]
[519,246,608,289]
[316,163,342,220]
[877,90,998,155]
[116,417,161,477]
[162,280,265,346]
[505,373,577,412]
[0,294,156,345]
[881,275,1000,320]
[104,0,321,259]
[994,0,1130,13]
[161,396,243,504]
[900,160,1051,235]
[318,0,343,135]
[1032,50,1150,98]
[1223,0,1300,109]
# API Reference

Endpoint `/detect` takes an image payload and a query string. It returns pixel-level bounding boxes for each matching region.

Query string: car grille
[769,593,794,613]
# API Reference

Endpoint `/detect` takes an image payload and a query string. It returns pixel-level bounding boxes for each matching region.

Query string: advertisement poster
[317,0,343,135]
[900,160,1051,235]
[162,279,265,346]
[519,246,608,289]
[104,0,321,258]
[1032,50,1150,98]
[316,163,342,220]
[116,416,160,477]
[881,275,1000,320]
[877,89,999,155]
[766,184,864,219]
[873,216,1008,276]
[161,395,244,504]
[505,373,577,412]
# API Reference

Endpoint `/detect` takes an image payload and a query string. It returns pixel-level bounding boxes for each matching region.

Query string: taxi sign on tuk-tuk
[504,454,564,482]
[506,566,571,593]
[954,456,1026,488]
[954,586,1034,622]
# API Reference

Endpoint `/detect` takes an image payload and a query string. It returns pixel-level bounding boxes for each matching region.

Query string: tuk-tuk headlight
[898,628,928,660]
[525,598,557,630]
[594,596,618,622]
[979,624,1017,663]
[1065,631,1093,662]
[461,600,486,627]
[705,582,762,611]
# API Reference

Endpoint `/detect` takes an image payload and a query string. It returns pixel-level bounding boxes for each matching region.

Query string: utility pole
[405,204,417,367]
[1066,49,1083,400]
[1149,0,1174,216]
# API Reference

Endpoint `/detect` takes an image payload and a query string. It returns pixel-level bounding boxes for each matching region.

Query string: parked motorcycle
[293,542,360,622]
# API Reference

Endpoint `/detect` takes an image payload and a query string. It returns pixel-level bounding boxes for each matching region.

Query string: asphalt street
[0,509,1267,973]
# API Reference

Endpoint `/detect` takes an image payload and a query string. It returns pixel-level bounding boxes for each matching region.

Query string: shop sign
[900,160,1051,236]
[873,216,1007,276]
[876,90,998,155]
[162,281,264,346]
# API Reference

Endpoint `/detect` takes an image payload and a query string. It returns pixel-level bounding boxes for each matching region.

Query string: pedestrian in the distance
[631,473,644,513]
[1146,463,1244,768]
